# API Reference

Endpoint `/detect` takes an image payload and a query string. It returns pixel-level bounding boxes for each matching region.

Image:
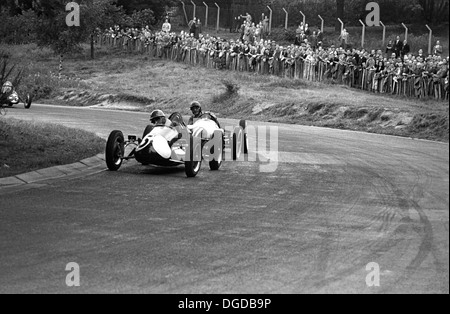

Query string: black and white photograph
[0,0,448,297]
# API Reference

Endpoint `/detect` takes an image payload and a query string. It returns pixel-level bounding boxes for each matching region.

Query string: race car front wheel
[24,94,32,109]
[106,130,125,171]
[185,135,202,177]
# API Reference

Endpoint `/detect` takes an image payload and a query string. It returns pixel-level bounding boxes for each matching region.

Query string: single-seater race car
[105,112,249,178]
[0,81,32,109]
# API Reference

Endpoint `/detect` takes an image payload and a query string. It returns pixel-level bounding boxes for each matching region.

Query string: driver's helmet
[1,81,13,94]
[150,109,166,124]
[190,101,202,111]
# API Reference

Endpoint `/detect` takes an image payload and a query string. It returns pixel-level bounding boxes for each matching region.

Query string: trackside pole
[203,2,208,28]
[318,15,324,33]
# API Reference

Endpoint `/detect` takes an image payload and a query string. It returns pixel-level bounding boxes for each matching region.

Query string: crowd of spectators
[99,17,449,101]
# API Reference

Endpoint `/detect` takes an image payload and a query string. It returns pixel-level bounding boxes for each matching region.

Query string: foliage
[0,9,39,44]
[129,9,156,28]
[0,56,24,90]
[116,0,177,22]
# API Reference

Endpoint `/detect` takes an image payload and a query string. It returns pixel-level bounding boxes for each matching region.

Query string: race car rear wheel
[106,130,125,171]
[239,120,249,155]
[185,135,202,177]
[232,127,243,161]
[24,94,32,109]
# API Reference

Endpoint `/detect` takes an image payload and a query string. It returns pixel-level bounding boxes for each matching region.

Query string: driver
[1,81,13,94]
[1,81,19,104]
[150,109,172,127]
[188,101,203,125]
[188,101,221,127]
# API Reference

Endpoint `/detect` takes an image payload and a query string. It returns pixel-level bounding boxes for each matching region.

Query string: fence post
[180,0,188,26]
[359,19,365,48]
[338,18,344,34]
[402,23,408,42]
[426,24,433,55]
[283,8,288,30]
[203,2,208,28]
[380,21,386,46]
[318,15,324,33]
[267,6,273,35]
[191,0,196,20]
[299,11,305,26]
[215,3,220,33]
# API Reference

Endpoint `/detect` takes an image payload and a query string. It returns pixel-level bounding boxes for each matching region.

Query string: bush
[212,79,240,104]
[224,80,240,95]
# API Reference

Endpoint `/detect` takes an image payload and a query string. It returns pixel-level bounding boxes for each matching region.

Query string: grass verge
[0,118,105,178]
[1,42,448,143]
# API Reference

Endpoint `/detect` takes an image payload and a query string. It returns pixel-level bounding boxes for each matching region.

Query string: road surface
[0,104,448,294]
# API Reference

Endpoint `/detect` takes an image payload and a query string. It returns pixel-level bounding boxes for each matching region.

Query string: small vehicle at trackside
[0,81,32,110]
[105,112,249,177]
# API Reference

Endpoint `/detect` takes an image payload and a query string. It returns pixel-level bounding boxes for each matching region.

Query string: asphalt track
[0,104,448,294]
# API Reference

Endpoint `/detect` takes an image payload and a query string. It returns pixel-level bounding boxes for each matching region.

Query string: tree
[32,0,125,77]
[116,0,177,23]
[417,0,449,23]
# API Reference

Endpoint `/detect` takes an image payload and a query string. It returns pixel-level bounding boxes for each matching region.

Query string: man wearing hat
[188,101,221,127]
[188,101,203,125]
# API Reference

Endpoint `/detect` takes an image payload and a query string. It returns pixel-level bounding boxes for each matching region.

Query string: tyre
[239,119,249,154]
[209,145,224,171]
[232,127,243,161]
[24,94,32,109]
[142,125,154,138]
[105,130,125,171]
[185,135,202,177]
[209,132,224,171]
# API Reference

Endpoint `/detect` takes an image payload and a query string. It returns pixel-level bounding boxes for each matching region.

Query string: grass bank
[2,42,449,142]
[0,118,105,178]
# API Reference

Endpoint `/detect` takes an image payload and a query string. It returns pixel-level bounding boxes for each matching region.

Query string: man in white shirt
[162,18,171,33]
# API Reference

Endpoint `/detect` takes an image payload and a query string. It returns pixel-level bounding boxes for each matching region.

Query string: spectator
[295,25,303,46]
[195,19,202,39]
[316,27,324,44]
[162,18,171,33]
[401,40,410,59]
[310,31,318,50]
[386,40,394,56]
[188,17,197,36]
[263,15,269,37]
[254,22,262,43]
[304,24,311,36]
[434,40,443,56]
[417,48,425,60]
[234,16,242,33]
[239,22,245,41]
[339,29,349,50]
[394,36,403,58]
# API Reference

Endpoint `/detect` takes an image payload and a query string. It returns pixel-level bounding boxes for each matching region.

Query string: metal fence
[180,0,336,31]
